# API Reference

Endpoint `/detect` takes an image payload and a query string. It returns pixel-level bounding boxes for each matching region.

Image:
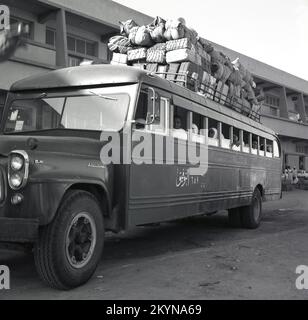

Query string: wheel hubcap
[65,212,97,269]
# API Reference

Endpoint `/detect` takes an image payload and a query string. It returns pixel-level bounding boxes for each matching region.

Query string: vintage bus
[0,65,282,289]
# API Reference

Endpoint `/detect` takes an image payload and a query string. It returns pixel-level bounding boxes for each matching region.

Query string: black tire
[239,188,262,229]
[228,208,242,228]
[34,190,104,290]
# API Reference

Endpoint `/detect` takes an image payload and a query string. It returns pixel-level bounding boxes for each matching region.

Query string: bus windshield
[4,87,131,133]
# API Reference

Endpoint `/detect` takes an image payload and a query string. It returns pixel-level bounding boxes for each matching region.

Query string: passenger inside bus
[172,115,188,140]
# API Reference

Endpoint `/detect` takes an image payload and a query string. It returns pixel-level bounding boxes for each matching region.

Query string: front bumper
[0,217,38,243]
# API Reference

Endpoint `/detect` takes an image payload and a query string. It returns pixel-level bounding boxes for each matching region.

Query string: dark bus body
[0,65,282,289]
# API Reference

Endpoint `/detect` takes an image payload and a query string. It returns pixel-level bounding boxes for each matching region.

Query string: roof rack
[153,71,261,123]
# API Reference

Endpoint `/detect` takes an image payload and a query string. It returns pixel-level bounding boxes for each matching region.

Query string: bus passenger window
[273,140,280,158]
[232,127,241,151]
[208,118,219,147]
[252,135,258,155]
[191,113,205,143]
[266,140,273,158]
[221,123,231,149]
[243,131,250,153]
[172,106,188,140]
[259,137,265,156]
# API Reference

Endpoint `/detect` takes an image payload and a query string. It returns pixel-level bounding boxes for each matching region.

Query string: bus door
[128,85,172,226]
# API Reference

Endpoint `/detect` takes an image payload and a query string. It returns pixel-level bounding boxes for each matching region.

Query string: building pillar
[55,9,68,68]
[296,93,307,123]
[278,87,289,119]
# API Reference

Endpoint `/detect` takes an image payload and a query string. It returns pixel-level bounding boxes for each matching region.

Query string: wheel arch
[66,183,112,219]
[255,184,264,200]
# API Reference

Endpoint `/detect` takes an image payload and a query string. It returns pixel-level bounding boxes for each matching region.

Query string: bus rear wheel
[239,189,262,229]
[34,190,104,290]
[228,189,262,229]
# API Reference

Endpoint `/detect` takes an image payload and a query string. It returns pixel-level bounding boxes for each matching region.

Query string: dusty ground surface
[1,190,308,300]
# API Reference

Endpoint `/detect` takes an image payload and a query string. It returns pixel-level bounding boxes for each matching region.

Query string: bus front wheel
[34,190,104,290]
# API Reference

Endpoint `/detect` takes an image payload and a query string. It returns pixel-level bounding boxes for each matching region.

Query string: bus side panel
[127,141,268,226]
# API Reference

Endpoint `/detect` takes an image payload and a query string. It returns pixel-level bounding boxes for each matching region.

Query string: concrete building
[1,0,308,170]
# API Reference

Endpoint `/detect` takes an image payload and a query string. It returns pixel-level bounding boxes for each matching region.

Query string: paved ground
[1,190,308,300]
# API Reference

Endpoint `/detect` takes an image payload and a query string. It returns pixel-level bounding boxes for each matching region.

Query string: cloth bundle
[147,16,166,43]
[108,36,132,54]
[129,26,153,47]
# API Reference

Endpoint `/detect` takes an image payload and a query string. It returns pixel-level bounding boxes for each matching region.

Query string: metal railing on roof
[153,71,261,123]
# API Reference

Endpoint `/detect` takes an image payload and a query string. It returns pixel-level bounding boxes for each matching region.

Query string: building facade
[1,0,308,171]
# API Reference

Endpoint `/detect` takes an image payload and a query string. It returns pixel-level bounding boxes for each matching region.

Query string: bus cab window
[172,106,188,140]
[135,90,168,134]
[135,90,148,130]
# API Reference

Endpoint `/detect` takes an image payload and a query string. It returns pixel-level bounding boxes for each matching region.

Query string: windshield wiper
[89,91,118,101]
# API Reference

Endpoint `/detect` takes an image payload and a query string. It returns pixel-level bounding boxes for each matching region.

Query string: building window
[46,28,55,46]
[10,16,33,39]
[46,28,98,57]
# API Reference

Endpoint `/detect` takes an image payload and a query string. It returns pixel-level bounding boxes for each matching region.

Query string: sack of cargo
[166,38,193,52]
[209,49,228,65]
[184,27,198,45]
[243,83,258,104]
[111,52,128,65]
[198,38,214,53]
[164,18,186,41]
[131,26,153,47]
[228,69,244,87]
[146,50,166,63]
[108,36,132,54]
[238,62,255,87]
[147,16,166,43]
[127,48,147,61]
[119,19,139,36]
[166,48,199,64]
[128,26,139,45]
[211,62,232,83]
[201,56,211,73]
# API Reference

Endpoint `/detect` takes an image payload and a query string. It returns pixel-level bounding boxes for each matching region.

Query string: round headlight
[11,155,24,171]
[10,173,23,188]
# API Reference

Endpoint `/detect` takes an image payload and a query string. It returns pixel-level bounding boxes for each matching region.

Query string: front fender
[9,178,112,226]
